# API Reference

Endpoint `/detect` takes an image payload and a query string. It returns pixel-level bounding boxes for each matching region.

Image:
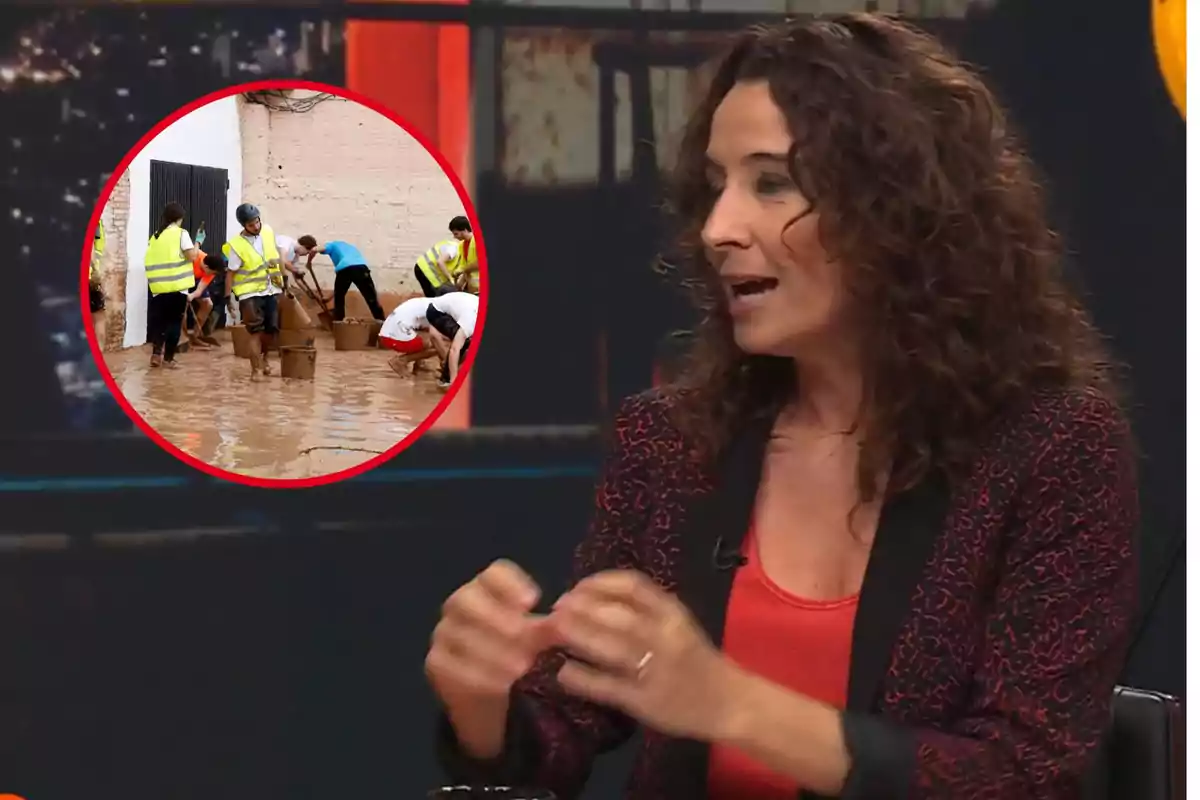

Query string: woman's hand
[428,559,556,697]
[426,559,557,759]
[549,570,745,743]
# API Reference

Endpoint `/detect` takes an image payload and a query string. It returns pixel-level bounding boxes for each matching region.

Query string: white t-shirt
[225,231,283,299]
[176,226,195,254]
[380,297,434,342]
[435,241,459,264]
[275,234,298,265]
[430,291,478,338]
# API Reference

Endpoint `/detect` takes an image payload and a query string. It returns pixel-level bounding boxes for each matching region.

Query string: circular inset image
[82,80,486,487]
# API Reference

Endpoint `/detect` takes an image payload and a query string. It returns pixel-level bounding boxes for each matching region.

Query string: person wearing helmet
[295,235,385,322]
[221,202,286,379]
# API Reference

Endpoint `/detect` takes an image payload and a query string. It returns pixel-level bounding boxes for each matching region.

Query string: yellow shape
[1152,0,1186,118]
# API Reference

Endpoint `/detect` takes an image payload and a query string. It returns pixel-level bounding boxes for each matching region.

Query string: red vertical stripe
[436,20,471,178]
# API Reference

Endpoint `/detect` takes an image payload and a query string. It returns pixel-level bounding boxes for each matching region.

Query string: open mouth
[729,277,779,297]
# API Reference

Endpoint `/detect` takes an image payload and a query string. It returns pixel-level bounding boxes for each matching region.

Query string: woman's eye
[755,175,793,195]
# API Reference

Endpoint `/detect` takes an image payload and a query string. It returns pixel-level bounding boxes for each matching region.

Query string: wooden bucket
[277,329,316,349]
[279,294,313,330]
[366,320,384,348]
[279,346,317,379]
[230,324,254,359]
[332,320,372,351]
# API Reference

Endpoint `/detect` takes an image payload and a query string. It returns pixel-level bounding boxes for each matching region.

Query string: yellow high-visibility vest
[144,225,192,295]
[90,219,106,282]
[416,240,458,288]
[225,224,283,299]
[452,235,480,293]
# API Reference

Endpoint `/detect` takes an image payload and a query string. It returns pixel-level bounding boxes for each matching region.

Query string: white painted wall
[123,96,242,347]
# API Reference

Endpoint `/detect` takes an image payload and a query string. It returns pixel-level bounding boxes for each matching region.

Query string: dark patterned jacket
[440,386,1139,799]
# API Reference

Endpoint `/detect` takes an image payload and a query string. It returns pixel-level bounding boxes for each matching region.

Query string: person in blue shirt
[296,235,385,322]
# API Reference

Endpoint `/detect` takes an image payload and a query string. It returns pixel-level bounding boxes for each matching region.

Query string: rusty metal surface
[497,0,985,185]
[499,29,721,184]
[483,0,979,11]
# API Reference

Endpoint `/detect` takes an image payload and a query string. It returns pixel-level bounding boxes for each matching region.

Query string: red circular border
[80,79,489,490]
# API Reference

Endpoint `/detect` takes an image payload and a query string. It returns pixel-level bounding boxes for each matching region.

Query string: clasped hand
[426,560,741,743]
[551,569,742,741]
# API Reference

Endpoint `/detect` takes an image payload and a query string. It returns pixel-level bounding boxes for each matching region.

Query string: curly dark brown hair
[662,13,1117,501]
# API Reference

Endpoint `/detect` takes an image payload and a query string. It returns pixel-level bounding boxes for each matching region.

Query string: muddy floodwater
[103,331,445,480]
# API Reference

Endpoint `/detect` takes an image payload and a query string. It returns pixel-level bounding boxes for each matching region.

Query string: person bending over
[273,231,307,285]
[223,202,284,379]
[414,238,461,298]
[379,295,438,377]
[296,235,385,322]
[144,202,198,369]
[426,14,1138,800]
[184,251,227,348]
[423,291,477,388]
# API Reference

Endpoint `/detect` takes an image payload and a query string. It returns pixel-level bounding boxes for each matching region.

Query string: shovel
[297,269,334,330]
[291,275,321,306]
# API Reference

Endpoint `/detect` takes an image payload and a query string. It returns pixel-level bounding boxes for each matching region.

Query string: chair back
[1084,686,1185,800]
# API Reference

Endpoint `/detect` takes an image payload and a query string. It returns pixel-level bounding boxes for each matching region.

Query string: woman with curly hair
[426,13,1137,800]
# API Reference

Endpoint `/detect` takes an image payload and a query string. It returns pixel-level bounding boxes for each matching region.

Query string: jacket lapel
[844,475,950,713]
[660,415,949,799]
[675,413,774,643]
[793,479,949,800]
[798,478,950,800]
[663,413,774,799]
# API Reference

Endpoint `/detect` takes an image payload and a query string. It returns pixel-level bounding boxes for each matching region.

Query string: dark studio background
[0,2,1184,799]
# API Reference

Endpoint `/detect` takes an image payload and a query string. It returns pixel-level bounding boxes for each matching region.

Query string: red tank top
[707,528,859,800]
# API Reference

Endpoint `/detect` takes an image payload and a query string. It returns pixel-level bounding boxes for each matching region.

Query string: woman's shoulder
[968,384,1136,510]
[995,384,1132,457]
[601,387,712,478]
[608,387,690,449]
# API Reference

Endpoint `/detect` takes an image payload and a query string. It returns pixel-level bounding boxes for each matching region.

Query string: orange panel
[346,0,473,429]
[436,21,471,178]
[346,21,439,139]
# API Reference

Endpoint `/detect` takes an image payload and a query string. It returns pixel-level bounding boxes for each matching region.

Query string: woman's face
[701,80,848,357]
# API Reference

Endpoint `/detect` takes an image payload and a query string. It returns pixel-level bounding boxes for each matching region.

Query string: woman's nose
[701,189,753,251]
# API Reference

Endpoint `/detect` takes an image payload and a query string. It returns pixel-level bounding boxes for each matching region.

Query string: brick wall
[239,92,466,295]
[98,171,131,352]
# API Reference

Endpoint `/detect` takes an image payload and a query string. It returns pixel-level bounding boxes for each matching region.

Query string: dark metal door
[148,159,229,249]
[187,164,229,257]
[146,160,229,336]
[148,159,192,236]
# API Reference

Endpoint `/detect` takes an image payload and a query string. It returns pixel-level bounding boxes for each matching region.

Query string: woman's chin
[732,327,789,358]
[732,308,840,360]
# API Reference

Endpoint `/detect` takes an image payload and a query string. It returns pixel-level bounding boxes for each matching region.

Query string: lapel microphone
[711,537,748,571]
